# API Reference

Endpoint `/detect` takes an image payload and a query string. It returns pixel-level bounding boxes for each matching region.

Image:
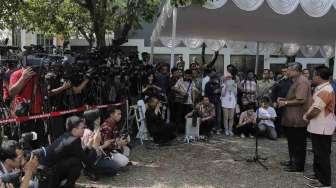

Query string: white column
[150,40,154,65]
[183,52,189,70]
[21,30,26,50]
[170,7,177,70]
[264,53,270,69]
[333,41,336,79]
[224,49,231,73]
[255,42,260,74]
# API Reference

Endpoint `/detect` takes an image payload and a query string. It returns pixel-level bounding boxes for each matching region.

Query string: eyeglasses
[77,122,87,129]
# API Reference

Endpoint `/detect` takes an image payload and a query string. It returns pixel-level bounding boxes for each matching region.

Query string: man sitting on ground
[100,107,130,166]
[186,96,215,137]
[145,96,176,145]
[256,97,278,140]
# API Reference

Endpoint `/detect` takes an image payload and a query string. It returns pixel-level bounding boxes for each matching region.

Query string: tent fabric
[320,45,335,58]
[300,45,320,58]
[195,0,336,17]
[151,0,336,57]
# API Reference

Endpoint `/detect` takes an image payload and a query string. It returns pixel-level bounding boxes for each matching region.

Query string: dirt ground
[77,136,336,188]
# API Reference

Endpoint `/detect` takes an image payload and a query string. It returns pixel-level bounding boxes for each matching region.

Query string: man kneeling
[186,96,215,137]
[145,96,176,145]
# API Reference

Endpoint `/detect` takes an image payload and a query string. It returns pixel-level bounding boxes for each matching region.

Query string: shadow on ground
[77,135,336,188]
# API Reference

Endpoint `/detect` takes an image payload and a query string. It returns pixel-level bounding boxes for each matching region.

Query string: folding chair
[185,117,200,143]
[135,100,152,144]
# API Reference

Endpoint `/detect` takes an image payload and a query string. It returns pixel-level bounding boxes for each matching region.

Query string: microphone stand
[245,80,277,170]
[246,106,268,170]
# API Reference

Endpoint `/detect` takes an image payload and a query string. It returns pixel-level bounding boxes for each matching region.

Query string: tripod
[246,124,268,170]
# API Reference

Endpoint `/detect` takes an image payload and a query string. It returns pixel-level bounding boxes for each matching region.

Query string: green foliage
[20,0,92,39]
[0,0,163,47]
[0,0,22,30]
[171,0,209,6]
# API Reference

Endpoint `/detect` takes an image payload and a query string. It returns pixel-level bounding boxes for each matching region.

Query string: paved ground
[77,136,336,188]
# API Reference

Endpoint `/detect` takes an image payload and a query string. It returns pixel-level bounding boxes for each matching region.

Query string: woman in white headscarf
[221,72,238,136]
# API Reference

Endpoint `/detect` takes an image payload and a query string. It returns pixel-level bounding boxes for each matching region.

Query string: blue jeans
[95,153,129,175]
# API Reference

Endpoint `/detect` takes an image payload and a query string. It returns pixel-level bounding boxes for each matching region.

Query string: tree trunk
[94,19,106,49]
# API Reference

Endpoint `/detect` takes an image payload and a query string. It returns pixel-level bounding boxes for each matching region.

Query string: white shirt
[307,82,336,135]
[257,107,277,128]
[201,76,210,96]
[221,80,237,109]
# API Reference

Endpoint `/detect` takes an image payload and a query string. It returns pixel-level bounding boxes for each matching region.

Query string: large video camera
[0,171,22,187]
[19,132,47,160]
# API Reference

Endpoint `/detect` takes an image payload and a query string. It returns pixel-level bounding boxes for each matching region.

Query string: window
[153,54,182,68]
[36,34,54,53]
[230,55,264,78]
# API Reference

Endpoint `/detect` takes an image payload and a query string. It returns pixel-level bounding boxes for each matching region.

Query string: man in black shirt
[145,96,176,145]
[272,66,293,138]
[41,116,97,188]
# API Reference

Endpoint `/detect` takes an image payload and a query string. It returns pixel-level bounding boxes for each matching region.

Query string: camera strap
[186,81,192,94]
[28,77,38,115]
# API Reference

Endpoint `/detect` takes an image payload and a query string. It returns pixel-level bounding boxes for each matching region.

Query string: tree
[73,0,162,49]
[1,0,209,48]
[20,0,95,47]
[0,0,23,44]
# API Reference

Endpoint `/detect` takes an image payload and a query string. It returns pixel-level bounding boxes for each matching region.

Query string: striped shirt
[307,82,336,135]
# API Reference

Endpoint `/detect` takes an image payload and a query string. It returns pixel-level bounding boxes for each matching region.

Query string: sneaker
[229,131,234,136]
[249,135,254,138]
[305,180,330,188]
[240,134,245,138]
[216,130,221,135]
[304,174,318,181]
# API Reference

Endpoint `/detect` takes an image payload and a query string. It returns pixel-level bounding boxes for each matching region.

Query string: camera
[0,171,22,186]
[19,132,47,161]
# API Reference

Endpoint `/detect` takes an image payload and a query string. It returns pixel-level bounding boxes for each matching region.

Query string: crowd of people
[0,49,335,188]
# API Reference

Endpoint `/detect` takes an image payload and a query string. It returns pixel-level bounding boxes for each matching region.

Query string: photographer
[9,58,74,146]
[40,116,97,188]
[0,140,23,188]
[100,107,129,168]
[82,109,126,178]
[20,155,38,188]
[205,74,221,134]
[172,70,200,133]
[67,71,90,108]
[2,60,17,107]
[154,64,170,94]
[142,73,162,99]
[145,96,176,145]
[185,96,215,137]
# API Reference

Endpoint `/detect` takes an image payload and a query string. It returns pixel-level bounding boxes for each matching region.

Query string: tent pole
[333,40,336,79]
[150,40,154,65]
[170,7,177,70]
[255,42,260,75]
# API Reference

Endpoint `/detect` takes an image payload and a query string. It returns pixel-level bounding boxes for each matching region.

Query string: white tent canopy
[151,0,336,77]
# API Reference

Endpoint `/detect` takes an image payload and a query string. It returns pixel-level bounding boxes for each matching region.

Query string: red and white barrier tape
[0,102,124,125]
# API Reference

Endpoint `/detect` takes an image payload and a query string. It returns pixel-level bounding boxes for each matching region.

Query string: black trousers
[175,103,193,133]
[285,127,307,170]
[235,123,255,136]
[152,124,176,144]
[54,157,82,188]
[283,127,293,163]
[200,119,214,136]
[311,133,332,186]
